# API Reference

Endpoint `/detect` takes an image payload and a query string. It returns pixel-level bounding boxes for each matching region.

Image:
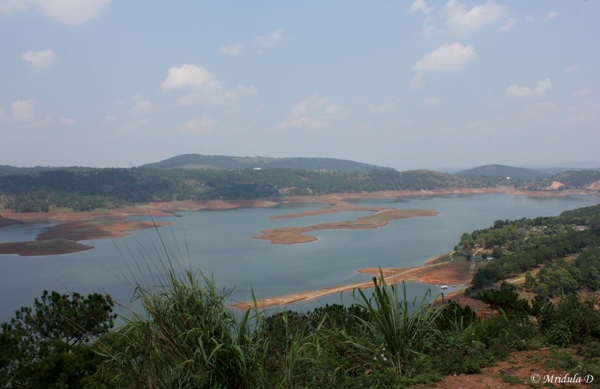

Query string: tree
[0,291,116,388]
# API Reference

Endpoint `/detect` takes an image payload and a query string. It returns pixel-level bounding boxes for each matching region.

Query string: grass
[351,272,444,375]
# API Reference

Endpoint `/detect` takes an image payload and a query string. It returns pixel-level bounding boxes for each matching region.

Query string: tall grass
[351,272,444,375]
[97,270,269,388]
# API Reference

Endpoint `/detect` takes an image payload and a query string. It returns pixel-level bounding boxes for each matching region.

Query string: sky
[1,1,599,171]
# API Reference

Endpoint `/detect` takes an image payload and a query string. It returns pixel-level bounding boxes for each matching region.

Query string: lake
[0,193,598,322]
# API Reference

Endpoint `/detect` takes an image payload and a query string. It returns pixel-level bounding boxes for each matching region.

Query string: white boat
[440,284,448,289]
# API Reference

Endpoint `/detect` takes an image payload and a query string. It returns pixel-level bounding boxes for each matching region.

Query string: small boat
[440,284,448,289]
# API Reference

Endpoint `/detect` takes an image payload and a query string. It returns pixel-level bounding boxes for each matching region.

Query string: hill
[456,164,548,181]
[140,154,393,172]
[523,170,600,190]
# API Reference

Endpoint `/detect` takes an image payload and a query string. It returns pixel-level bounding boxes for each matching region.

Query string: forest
[0,167,506,213]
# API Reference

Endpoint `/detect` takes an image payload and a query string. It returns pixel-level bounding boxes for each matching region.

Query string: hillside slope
[140,154,393,172]
[456,164,548,180]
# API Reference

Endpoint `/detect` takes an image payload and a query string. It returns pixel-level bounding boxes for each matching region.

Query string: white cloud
[412,43,477,71]
[410,0,433,14]
[565,100,599,125]
[160,64,246,106]
[565,65,578,73]
[10,100,37,121]
[571,87,593,98]
[411,72,425,91]
[256,29,283,51]
[1,0,111,26]
[60,117,74,125]
[544,11,558,21]
[506,78,552,97]
[237,84,257,96]
[444,0,508,35]
[275,93,344,130]
[423,97,441,106]
[160,64,220,92]
[131,100,152,115]
[499,17,517,32]
[525,101,557,121]
[368,103,396,114]
[102,115,117,123]
[176,117,220,135]
[22,49,57,68]
[220,43,242,55]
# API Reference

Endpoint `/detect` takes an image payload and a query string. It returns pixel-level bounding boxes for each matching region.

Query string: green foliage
[0,291,116,388]
[98,271,270,388]
[0,164,514,213]
[351,276,444,375]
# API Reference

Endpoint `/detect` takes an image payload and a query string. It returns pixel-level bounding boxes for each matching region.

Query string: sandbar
[253,208,439,244]
[233,256,475,310]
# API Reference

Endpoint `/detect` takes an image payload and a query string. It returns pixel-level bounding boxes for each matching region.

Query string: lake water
[0,193,598,322]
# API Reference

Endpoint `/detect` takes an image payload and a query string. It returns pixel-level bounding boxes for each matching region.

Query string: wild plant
[95,270,269,388]
[351,272,444,375]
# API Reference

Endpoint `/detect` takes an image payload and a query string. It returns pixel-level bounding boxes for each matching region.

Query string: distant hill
[140,154,393,172]
[456,164,549,181]
[535,167,600,175]
[524,170,600,190]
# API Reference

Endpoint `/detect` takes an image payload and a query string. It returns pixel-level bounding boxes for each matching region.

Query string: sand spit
[253,208,439,244]
[233,258,473,310]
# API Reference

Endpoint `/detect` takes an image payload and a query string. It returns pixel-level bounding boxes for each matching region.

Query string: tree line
[0,167,507,213]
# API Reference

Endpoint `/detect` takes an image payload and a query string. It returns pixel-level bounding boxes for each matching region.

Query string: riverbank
[233,256,478,310]
[1,188,597,256]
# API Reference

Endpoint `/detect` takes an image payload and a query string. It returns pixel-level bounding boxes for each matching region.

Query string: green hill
[456,164,548,181]
[140,154,393,172]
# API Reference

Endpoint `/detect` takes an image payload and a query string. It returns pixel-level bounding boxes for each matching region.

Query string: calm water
[0,193,598,322]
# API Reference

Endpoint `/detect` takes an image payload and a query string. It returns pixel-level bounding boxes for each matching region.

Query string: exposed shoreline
[233,255,475,310]
[0,188,597,256]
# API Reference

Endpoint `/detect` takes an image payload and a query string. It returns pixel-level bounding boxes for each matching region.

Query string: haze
[1,1,598,170]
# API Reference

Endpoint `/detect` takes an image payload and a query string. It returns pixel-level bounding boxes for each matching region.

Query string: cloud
[412,43,477,71]
[22,49,57,68]
[1,0,111,26]
[443,0,508,35]
[237,84,257,96]
[506,78,552,97]
[565,65,578,73]
[565,100,599,125]
[160,64,220,92]
[275,93,344,130]
[160,65,248,106]
[525,101,557,121]
[219,43,242,55]
[368,103,397,114]
[176,117,220,135]
[571,87,593,98]
[423,97,441,106]
[256,29,283,51]
[60,117,74,125]
[410,0,433,14]
[499,17,517,32]
[544,11,558,21]
[10,100,37,121]
[102,115,117,123]
[411,72,425,91]
[131,100,152,115]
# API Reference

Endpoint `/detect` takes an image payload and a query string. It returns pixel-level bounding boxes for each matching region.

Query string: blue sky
[1,0,598,170]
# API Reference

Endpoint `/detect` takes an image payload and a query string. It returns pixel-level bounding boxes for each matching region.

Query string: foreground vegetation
[2,270,600,388]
